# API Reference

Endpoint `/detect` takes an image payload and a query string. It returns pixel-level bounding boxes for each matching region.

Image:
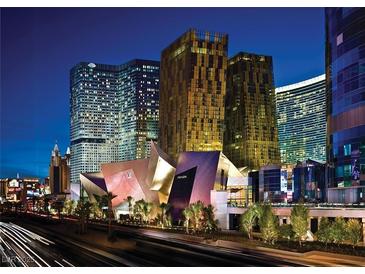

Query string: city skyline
[1,7,325,178]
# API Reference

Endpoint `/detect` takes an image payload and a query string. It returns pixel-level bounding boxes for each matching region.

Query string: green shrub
[279,224,294,240]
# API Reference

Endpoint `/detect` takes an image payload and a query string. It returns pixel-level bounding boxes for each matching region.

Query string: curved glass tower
[276,75,326,164]
[326,8,365,203]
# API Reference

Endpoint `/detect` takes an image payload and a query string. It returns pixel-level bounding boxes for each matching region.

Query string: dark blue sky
[0,7,325,178]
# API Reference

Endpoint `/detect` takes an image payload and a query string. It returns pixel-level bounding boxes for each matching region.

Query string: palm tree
[142,201,153,224]
[133,200,144,224]
[240,204,258,239]
[191,201,204,232]
[182,207,194,234]
[90,201,102,219]
[44,197,51,219]
[202,205,218,233]
[75,200,92,234]
[126,196,134,220]
[159,202,171,228]
[53,200,64,222]
[101,192,116,236]
[63,199,76,216]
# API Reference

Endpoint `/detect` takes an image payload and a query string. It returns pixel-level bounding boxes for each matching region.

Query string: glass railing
[227,201,365,209]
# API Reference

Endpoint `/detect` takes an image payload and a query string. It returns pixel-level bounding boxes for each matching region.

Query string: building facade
[1,177,41,203]
[276,75,326,164]
[160,29,228,160]
[292,159,327,203]
[70,60,160,194]
[0,179,8,201]
[70,62,120,188]
[119,60,160,161]
[326,8,365,203]
[81,142,176,218]
[224,52,280,170]
[49,143,71,194]
[258,164,293,203]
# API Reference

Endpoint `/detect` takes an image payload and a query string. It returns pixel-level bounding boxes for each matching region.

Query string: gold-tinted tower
[160,29,228,159]
[224,52,280,170]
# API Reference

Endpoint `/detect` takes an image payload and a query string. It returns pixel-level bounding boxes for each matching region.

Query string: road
[0,221,75,267]
[2,216,364,267]
[0,217,305,267]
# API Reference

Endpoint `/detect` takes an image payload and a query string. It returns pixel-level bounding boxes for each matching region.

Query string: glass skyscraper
[276,75,326,164]
[70,62,120,188]
[119,60,160,161]
[224,52,280,170]
[70,60,160,189]
[160,29,228,160]
[326,8,365,203]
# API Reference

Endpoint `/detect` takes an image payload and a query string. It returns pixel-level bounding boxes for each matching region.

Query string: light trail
[0,221,72,267]
[9,222,55,245]
[62,259,75,267]
[0,227,42,266]
[2,227,52,267]
[0,223,31,244]
[54,260,64,267]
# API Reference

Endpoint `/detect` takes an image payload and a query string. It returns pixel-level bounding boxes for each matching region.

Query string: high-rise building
[70,60,160,194]
[276,75,326,164]
[70,62,120,189]
[119,60,160,161]
[160,29,228,160]
[224,52,280,170]
[49,143,71,194]
[326,8,365,203]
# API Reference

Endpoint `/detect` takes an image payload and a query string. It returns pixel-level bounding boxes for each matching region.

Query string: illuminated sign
[9,179,19,188]
[280,170,288,192]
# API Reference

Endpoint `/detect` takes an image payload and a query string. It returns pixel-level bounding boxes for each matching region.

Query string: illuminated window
[336,33,343,46]
[344,144,351,156]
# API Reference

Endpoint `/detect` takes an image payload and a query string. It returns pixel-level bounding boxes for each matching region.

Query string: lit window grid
[160,29,228,160]
[276,79,327,164]
[223,52,280,170]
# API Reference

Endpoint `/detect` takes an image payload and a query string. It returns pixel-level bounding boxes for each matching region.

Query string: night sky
[0,7,325,179]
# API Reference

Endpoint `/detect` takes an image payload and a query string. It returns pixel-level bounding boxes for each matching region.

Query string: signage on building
[9,179,19,188]
[280,170,288,192]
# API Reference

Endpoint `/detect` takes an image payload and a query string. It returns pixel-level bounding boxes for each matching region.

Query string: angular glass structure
[168,151,248,222]
[80,142,176,217]
[160,29,228,160]
[326,8,365,203]
[224,52,280,170]
[276,75,326,164]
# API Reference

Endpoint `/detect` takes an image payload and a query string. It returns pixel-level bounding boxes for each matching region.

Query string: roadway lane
[15,219,306,266]
[0,222,75,267]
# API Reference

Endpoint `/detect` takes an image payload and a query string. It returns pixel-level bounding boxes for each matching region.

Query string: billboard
[280,170,288,192]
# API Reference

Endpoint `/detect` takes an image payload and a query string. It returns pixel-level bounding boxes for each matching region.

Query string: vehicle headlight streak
[0,222,58,267]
